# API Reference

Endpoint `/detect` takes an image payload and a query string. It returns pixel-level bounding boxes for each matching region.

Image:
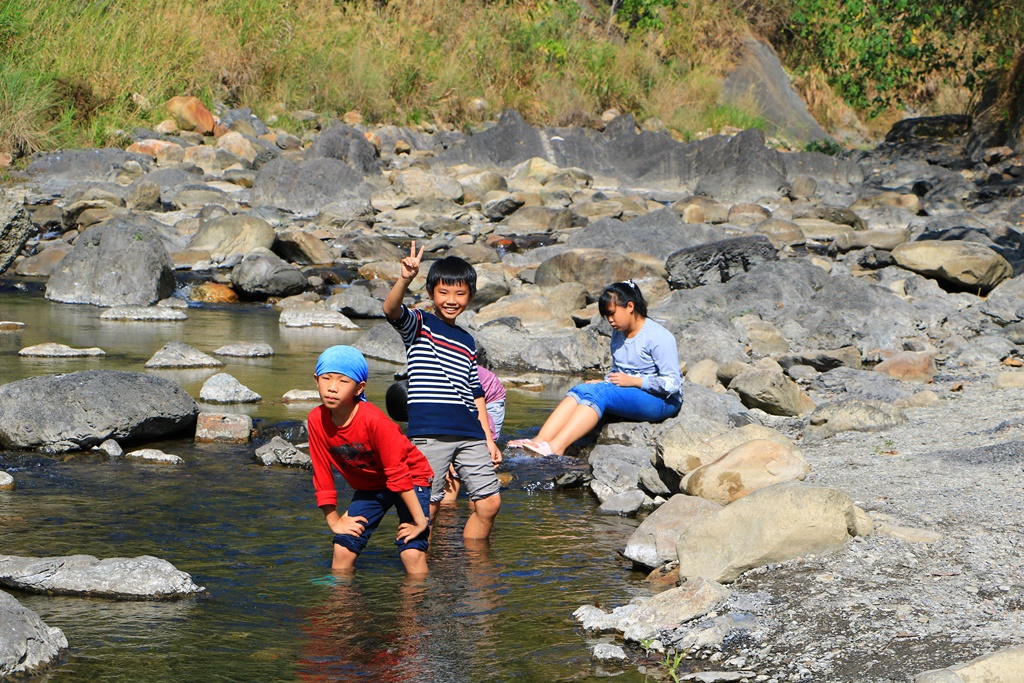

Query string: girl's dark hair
[426,256,477,297]
[598,280,647,318]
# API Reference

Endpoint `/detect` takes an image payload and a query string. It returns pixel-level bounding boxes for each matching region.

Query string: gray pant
[410,436,500,503]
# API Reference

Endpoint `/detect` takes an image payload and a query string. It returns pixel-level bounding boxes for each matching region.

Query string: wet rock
[281,389,321,403]
[200,373,261,403]
[145,341,222,368]
[591,643,628,662]
[597,489,651,516]
[125,448,184,464]
[0,191,36,275]
[806,399,907,439]
[279,302,359,329]
[213,342,274,357]
[95,439,123,457]
[0,370,198,452]
[674,482,866,583]
[100,305,188,321]
[45,217,176,306]
[19,342,105,357]
[623,577,731,643]
[0,554,203,598]
[623,494,722,570]
[194,412,253,443]
[254,436,311,468]
[0,471,14,490]
[231,248,308,299]
[684,438,809,505]
[0,590,67,679]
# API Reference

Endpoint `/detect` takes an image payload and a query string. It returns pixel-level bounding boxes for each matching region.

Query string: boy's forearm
[320,504,340,530]
[383,276,413,320]
[398,489,428,525]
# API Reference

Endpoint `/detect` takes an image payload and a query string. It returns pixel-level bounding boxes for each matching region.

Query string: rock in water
[0,590,67,679]
[0,554,204,598]
[45,217,175,306]
[0,370,198,452]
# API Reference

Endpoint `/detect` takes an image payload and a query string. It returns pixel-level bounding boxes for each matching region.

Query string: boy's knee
[472,493,501,518]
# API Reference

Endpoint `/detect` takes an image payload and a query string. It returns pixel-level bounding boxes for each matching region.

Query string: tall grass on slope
[1,0,753,157]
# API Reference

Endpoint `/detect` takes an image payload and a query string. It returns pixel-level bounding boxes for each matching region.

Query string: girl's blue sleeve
[640,326,682,396]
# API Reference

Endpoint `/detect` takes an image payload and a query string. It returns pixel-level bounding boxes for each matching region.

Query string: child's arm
[475,395,502,467]
[383,241,425,320]
[395,489,429,543]
[320,504,368,537]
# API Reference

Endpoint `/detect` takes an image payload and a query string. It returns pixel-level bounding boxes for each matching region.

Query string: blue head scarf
[314,345,368,402]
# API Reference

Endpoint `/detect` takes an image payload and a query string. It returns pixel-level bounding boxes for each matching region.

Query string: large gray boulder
[0,590,67,680]
[0,554,204,599]
[230,247,308,299]
[251,157,374,214]
[674,482,868,583]
[693,128,789,202]
[0,191,35,274]
[0,370,198,452]
[45,217,175,306]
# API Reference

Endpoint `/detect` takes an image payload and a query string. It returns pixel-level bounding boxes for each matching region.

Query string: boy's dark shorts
[333,485,431,555]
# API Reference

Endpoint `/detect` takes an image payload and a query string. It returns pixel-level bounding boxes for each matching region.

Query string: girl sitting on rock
[509,280,682,456]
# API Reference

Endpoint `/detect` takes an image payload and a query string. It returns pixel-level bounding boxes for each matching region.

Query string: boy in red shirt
[307,345,433,574]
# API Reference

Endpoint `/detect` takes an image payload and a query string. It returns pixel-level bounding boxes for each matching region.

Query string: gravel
[651,371,1024,682]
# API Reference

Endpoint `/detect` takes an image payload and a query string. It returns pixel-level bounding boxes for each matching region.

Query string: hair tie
[623,279,637,290]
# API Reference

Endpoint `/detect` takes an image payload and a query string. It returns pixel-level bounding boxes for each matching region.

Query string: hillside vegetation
[1,0,1021,158]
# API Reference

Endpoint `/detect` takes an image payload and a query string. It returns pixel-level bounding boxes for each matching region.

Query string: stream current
[0,283,653,683]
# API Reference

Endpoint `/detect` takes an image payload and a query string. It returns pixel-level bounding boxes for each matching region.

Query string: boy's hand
[400,241,425,281]
[332,513,368,537]
[396,518,428,543]
[487,440,502,468]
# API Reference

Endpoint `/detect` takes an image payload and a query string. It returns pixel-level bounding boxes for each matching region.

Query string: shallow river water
[0,284,654,683]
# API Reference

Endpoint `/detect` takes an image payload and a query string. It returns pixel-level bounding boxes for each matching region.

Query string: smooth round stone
[19,342,105,357]
[282,389,321,403]
[199,373,262,404]
[125,449,184,464]
[0,471,14,490]
[0,321,26,331]
[213,342,274,357]
[101,306,187,321]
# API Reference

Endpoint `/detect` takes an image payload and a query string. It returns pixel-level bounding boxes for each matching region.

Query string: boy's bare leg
[463,493,500,540]
[332,543,359,570]
[547,404,600,455]
[534,397,581,443]
[399,549,428,575]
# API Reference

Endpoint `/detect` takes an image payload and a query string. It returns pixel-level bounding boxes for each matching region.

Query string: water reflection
[0,289,651,683]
